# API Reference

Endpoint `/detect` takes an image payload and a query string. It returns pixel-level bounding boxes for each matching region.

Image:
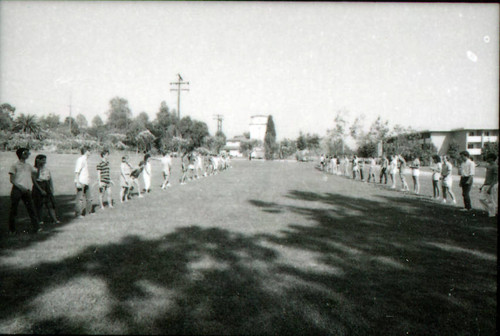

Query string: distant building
[249,115,268,141]
[388,128,498,160]
[224,135,247,158]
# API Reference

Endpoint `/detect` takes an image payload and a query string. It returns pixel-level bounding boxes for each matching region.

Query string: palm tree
[13,114,41,138]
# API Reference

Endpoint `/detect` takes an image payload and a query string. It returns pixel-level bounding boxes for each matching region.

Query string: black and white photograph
[0,1,498,334]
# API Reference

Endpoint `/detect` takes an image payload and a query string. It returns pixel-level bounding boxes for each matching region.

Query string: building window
[469,132,475,136]
[485,131,489,136]
[467,143,474,149]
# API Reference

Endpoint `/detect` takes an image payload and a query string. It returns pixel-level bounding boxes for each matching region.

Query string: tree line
[0,98,227,154]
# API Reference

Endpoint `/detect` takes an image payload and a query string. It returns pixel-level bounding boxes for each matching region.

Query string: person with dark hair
[32,154,60,225]
[398,155,409,191]
[479,153,498,217]
[74,146,92,218]
[97,150,113,209]
[8,148,41,234]
[143,153,152,193]
[410,155,421,194]
[430,155,442,199]
[441,155,456,204]
[379,155,389,184]
[459,150,475,211]
[389,155,398,189]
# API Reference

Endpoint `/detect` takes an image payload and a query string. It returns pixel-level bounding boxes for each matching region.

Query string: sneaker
[77,215,85,219]
[459,208,470,212]
[138,195,144,198]
[452,200,457,204]
[442,199,447,204]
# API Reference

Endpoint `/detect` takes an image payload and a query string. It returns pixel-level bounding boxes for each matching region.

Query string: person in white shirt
[74,146,92,218]
[389,155,398,189]
[441,155,456,204]
[142,154,152,193]
[152,151,172,190]
[410,156,421,194]
[459,151,475,211]
[367,157,377,183]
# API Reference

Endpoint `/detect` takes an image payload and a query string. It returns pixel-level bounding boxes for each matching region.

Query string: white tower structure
[249,115,268,141]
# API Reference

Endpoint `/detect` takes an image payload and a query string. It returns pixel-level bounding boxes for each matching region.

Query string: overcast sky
[0,1,498,140]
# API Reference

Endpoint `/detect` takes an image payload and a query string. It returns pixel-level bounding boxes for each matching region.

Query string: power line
[213,114,224,133]
[169,73,189,119]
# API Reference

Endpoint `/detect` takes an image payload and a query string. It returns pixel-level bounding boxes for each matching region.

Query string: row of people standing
[7,147,233,235]
[319,151,498,216]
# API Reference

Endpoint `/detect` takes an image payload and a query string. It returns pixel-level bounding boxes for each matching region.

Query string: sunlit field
[0,152,496,335]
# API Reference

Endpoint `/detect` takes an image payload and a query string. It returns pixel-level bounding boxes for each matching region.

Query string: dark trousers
[380,168,388,184]
[33,181,56,222]
[460,176,473,210]
[432,180,440,198]
[359,168,364,180]
[9,186,39,232]
[75,184,92,216]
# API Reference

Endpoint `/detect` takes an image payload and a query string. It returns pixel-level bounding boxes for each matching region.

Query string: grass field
[0,152,497,334]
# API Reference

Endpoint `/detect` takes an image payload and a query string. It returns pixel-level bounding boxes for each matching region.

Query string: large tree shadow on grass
[0,190,496,335]
[251,190,497,335]
[0,227,335,334]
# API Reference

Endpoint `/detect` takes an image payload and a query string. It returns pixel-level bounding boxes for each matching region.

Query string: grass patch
[0,154,497,334]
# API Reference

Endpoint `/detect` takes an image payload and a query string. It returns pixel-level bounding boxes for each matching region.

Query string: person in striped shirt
[96,150,113,209]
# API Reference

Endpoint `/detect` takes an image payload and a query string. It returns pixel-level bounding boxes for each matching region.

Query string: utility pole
[170,73,189,119]
[213,114,224,133]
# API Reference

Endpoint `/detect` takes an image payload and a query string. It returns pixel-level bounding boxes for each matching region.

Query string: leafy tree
[75,113,88,130]
[447,141,460,165]
[191,120,210,148]
[106,97,132,131]
[324,109,349,155]
[63,116,80,136]
[264,115,277,160]
[13,114,41,138]
[296,132,307,151]
[243,132,250,139]
[91,115,104,128]
[305,133,321,150]
[136,129,156,152]
[240,139,262,157]
[39,113,61,130]
[279,138,297,158]
[0,103,16,130]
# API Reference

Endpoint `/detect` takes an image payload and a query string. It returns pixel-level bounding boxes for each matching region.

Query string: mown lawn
[0,152,497,335]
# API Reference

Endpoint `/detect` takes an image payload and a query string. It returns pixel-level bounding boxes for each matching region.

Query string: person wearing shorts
[441,155,456,204]
[389,155,398,189]
[159,151,172,189]
[430,155,442,199]
[97,150,113,209]
[120,156,132,202]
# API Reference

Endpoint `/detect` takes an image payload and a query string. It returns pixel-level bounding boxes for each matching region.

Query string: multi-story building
[413,128,498,159]
[249,115,268,141]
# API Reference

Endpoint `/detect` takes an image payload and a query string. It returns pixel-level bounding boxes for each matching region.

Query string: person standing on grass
[74,146,92,218]
[32,154,60,225]
[352,155,360,180]
[96,150,113,209]
[367,157,377,183]
[331,155,338,175]
[159,151,172,189]
[359,158,365,181]
[379,155,389,184]
[180,152,190,184]
[398,155,410,191]
[389,155,398,189]
[441,155,456,204]
[344,155,350,177]
[430,155,442,200]
[320,154,325,171]
[410,155,421,194]
[8,148,41,234]
[479,153,498,217]
[120,156,132,203]
[459,151,475,212]
[129,159,144,198]
[142,153,152,193]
